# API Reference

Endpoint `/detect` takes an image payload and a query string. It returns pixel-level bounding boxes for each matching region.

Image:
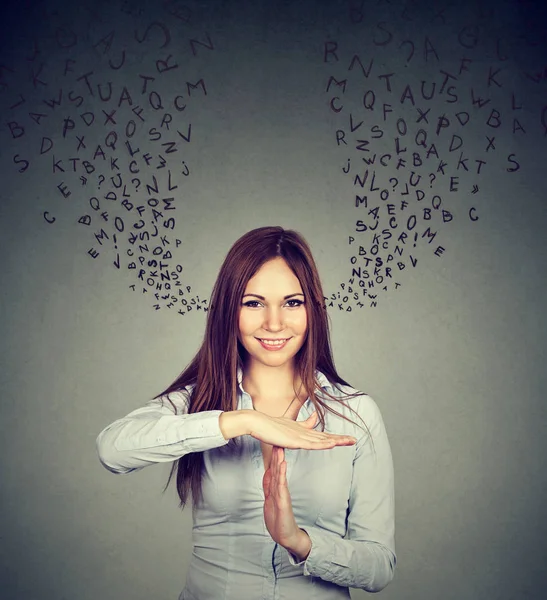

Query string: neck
[242,359,304,402]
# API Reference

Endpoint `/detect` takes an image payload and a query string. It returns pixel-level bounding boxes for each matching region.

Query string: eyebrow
[242,293,305,300]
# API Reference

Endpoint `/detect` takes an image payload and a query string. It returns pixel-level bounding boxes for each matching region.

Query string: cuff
[179,411,231,453]
[286,527,323,576]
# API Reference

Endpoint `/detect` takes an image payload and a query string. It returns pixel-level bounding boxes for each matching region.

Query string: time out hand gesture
[250,410,357,449]
[263,445,304,552]
[261,414,355,559]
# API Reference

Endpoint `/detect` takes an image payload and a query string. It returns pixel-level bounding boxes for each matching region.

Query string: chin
[260,357,297,369]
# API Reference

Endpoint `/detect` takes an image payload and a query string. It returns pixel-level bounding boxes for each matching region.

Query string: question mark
[399,40,414,65]
[389,177,398,190]
[98,174,105,188]
[132,177,141,191]
[429,173,436,188]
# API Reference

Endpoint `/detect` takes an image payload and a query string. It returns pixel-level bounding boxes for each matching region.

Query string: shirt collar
[236,366,333,394]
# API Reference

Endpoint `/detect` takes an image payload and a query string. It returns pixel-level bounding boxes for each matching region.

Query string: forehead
[245,258,302,292]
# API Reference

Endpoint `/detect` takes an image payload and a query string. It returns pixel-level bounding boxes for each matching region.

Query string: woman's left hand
[262,446,311,558]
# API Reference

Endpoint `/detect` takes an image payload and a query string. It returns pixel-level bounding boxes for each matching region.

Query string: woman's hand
[263,446,311,559]
[249,410,356,449]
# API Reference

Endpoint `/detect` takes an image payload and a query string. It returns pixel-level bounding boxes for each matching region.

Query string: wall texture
[1,0,546,599]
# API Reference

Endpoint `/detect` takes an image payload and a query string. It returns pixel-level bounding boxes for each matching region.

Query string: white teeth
[260,339,288,346]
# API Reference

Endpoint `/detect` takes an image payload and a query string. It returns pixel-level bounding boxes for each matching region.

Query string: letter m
[187,79,207,96]
[422,228,437,244]
[326,76,347,93]
[94,229,110,245]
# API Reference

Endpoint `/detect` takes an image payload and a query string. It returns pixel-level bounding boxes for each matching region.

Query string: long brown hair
[158,226,370,508]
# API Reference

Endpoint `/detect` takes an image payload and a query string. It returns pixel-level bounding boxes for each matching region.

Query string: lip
[256,337,291,351]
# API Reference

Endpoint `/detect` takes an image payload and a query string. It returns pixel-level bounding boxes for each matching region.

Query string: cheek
[288,310,308,334]
[301,313,308,334]
[237,312,247,337]
[239,311,260,335]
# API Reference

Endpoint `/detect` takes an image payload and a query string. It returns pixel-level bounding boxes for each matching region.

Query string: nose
[264,306,284,332]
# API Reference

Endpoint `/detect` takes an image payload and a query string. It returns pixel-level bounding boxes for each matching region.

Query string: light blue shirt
[96,370,396,599]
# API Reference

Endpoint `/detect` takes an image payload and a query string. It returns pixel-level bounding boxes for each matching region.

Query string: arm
[286,394,396,592]
[96,389,253,474]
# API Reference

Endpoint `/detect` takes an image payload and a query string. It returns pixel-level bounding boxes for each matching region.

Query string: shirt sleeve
[96,388,230,474]
[287,394,397,592]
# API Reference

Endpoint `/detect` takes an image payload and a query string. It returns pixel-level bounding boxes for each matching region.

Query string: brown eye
[286,299,304,307]
[242,301,261,308]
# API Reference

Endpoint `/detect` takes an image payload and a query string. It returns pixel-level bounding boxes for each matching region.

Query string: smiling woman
[96,226,396,600]
[239,257,308,371]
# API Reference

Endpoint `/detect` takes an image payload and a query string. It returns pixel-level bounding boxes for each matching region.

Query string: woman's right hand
[248,410,357,449]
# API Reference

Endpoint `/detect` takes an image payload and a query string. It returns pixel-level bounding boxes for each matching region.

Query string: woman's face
[238,257,308,370]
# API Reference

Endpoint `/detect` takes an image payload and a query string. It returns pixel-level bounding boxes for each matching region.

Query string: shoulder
[322,380,385,425]
[148,383,196,414]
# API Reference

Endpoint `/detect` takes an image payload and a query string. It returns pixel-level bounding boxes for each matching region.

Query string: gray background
[1,0,546,598]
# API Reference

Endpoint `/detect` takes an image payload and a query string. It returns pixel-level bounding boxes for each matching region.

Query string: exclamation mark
[413,232,418,247]
[113,234,120,269]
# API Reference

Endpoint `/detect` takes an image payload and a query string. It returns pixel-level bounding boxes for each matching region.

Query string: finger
[319,435,357,445]
[323,438,356,446]
[308,439,337,448]
[335,436,358,445]
[322,433,357,444]
[279,448,287,485]
[271,447,280,482]
[263,468,272,497]
[307,438,356,449]
[302,427,355,443]
[279,454,287,487]
[275,448,286,489]
[300,411,318,429]
[277,447,284,478]
[274,450,289,504]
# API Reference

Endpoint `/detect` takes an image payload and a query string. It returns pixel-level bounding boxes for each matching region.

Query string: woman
[96,226,396,599]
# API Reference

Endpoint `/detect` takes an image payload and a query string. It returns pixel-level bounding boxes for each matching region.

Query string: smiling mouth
[256,338,291,347]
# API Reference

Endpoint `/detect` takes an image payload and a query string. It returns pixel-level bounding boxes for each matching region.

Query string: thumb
[301,410,318,429]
